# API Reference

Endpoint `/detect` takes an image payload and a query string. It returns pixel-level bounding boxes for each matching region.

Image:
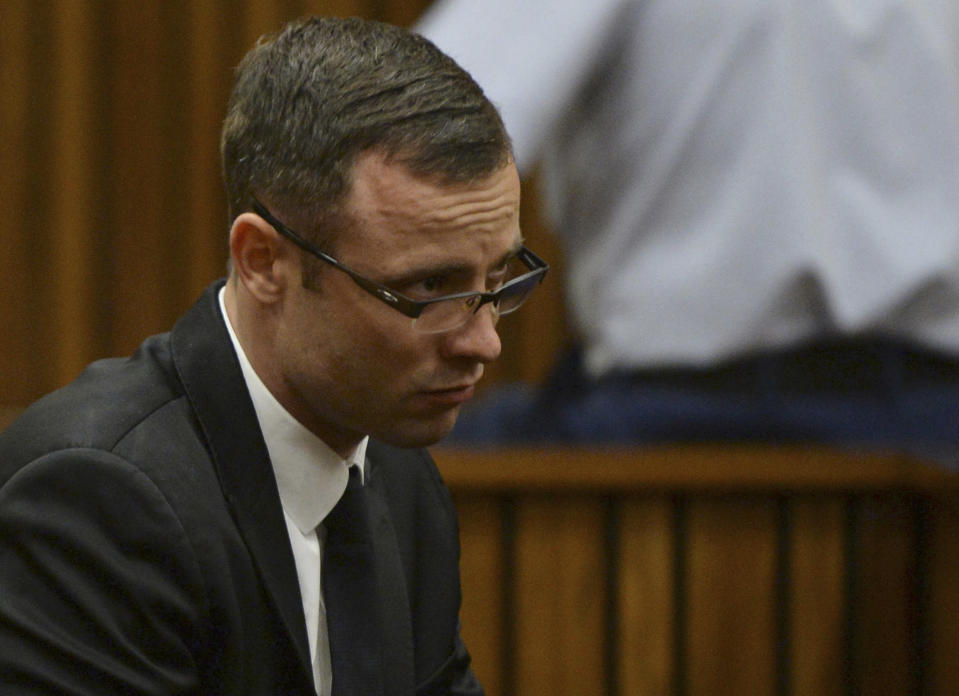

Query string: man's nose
[442,303,502,363]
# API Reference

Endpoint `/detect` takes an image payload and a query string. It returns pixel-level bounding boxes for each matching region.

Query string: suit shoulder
[0,332,187,482]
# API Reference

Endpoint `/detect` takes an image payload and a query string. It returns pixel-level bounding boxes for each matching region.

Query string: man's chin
[375,410,461,449]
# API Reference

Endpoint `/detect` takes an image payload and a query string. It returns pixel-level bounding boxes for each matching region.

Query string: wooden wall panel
[0,0,37,406]
[186,0,235,293]
[242,0,294,45]
[48,1,99,385]
[686,498,778,696]
[856,495,917,695]
[617,498,675,696]
[514,497,607,696]
[378,0,431,27]
[455,495,507,696]
[790,498,845,696]
[434,446,959,696]
[929,495,959,693]
[106,1,177,357]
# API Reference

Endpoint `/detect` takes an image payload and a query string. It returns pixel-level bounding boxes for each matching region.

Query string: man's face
[273,152,522,454]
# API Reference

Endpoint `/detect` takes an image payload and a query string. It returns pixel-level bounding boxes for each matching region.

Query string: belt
[619,337,959,396]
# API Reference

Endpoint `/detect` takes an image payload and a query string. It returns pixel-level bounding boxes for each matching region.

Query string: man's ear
[229,212,289,303]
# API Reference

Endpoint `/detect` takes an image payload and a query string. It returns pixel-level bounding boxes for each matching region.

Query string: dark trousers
[449,337,959,464]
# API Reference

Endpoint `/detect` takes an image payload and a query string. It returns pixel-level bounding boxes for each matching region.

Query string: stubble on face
[273,152,523,454]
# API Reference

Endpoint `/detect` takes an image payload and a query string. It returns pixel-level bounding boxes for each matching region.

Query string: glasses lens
[410,258,546,333]
[412,296,477,334]
[496,273,542,315]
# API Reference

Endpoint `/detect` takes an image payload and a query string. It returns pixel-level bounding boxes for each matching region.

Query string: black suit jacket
[0,282,483,696]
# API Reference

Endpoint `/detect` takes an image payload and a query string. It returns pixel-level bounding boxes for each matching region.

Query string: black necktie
[322,465,383,696]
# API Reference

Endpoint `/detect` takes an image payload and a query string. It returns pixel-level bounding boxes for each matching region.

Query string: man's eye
[414,276,448,297]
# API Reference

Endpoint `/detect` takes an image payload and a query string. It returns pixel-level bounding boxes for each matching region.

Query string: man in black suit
[0,16,547,695]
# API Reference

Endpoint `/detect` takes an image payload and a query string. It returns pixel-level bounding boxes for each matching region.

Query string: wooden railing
[6,399,956,694]
[432,445,959,696]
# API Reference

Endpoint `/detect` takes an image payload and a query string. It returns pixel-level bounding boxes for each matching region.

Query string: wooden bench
[432,445,959,696]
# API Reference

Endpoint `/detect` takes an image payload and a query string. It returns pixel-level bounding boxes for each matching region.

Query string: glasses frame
[250,198,549,329]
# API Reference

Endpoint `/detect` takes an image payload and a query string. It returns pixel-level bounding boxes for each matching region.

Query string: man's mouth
[422,383,477,406]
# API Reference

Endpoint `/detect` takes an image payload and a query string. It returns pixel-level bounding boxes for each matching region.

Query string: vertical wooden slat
[454,494,506,696]
[103,1,173,356]
[378,0,431,26]
[186,0,233,297]
[928,494,959,696]
[243,0,293,48]
[841,496,861,696]
[155,0,203,316]
[673,496,689,696]
[617,497,675,696]
[773,496,791,696]
[603,499,620,696]
[501,496,518,696]
[514,496,606,696]
[31,0,72,393]
[0,0,41,405]
[856,494,917,695]
[302,0,370,18]
[49,1,99,383]
[790,497,845,696]
[913,498,930,696]
[686,497,778,696]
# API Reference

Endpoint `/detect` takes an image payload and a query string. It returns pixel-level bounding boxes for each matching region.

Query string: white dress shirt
[420,0,959,376]
[218,288,368,696]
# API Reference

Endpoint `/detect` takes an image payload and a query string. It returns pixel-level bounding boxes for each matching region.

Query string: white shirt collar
[218,286,368,533]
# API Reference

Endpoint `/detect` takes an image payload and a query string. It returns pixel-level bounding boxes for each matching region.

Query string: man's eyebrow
[494,238,526,268]
[384,238,526,285]
[392,261,472,283]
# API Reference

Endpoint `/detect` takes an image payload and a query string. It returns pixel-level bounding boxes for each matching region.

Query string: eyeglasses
[251,198,548,334]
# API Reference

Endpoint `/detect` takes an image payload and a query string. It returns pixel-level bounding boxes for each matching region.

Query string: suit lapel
[367,458,416,696]
[170,282,313,688]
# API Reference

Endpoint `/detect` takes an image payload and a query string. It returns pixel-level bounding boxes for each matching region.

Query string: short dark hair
[221,16,513,245]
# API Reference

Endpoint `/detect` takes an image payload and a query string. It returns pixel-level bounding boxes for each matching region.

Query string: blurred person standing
[419,0,959,454]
